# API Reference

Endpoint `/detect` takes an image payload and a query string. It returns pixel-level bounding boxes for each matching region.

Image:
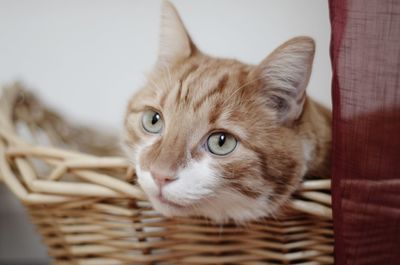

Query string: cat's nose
[151,171,177,187]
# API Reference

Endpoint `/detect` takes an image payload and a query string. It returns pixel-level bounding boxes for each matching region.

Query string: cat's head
[123,1,315,223]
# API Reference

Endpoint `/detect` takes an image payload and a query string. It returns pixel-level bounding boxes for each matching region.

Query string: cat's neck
[297,98,332,177]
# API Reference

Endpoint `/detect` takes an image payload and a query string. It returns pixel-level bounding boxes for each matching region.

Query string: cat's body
[123,1,331,223]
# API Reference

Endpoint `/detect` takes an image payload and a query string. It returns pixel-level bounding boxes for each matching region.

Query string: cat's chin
[148,193,274,224]
[149,196,192,218]
[156,194,187,209]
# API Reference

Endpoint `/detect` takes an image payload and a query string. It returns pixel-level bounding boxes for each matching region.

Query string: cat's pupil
[218,134,226,147]
[152,113,160,125]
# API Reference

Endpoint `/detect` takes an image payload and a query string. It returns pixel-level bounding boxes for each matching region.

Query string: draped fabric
[329,0,400,264]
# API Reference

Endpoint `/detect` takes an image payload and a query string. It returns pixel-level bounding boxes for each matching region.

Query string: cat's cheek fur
[124,137,161,198]
[136,165,159,198]
[133,140,159,194]
[162,157,217,205]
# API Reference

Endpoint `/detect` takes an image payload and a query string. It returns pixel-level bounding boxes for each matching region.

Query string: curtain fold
[329,0,400,264]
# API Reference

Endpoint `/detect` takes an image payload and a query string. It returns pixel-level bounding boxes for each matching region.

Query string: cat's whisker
[148,78,163,91]
[199,195,226,223]
[160,77,169,90]
[188,202,199,216]
[159,63,176,92]
[268,207,279,221]
[222,76,264,106]
[163,63,173,87]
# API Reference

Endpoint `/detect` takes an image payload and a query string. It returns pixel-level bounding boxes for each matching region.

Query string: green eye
[207,132,237,156]
[142,110,163,134]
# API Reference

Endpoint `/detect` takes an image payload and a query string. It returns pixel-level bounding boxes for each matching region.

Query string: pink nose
[151,172,177,187]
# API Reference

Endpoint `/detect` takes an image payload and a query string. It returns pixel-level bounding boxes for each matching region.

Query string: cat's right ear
[157,1,197,65]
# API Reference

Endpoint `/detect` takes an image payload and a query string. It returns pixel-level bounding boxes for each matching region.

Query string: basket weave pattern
[0,84,333,264]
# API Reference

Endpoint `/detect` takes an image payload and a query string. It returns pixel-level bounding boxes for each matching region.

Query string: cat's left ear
[158,1,197,65]
[252,37,315,125]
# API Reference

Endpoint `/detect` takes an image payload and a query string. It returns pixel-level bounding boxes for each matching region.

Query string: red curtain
[329,0,400,264]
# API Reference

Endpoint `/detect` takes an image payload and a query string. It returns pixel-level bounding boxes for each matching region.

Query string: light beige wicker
[0,84,333,265]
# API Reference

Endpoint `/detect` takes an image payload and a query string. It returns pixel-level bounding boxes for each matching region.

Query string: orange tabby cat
[123,1,331,223]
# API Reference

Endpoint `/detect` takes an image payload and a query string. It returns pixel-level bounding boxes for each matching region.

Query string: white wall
[0,0,331,130]
[0,1,331,263]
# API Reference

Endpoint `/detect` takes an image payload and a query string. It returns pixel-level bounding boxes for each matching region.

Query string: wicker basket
[0,84,333,265]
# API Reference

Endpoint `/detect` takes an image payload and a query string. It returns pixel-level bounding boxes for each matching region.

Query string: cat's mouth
[156,194,186,209]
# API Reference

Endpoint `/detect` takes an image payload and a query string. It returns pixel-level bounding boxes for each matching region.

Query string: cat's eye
[142,110,163,134]
[207,132,237,156]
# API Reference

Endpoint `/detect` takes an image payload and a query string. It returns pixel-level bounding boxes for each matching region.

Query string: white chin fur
[129,143,274,223]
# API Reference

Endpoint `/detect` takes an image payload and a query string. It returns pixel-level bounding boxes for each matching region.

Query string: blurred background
[0,0,331,264]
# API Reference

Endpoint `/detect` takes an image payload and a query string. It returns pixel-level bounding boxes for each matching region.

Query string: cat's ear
[158,1,197,65]
[252,37,315,125]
